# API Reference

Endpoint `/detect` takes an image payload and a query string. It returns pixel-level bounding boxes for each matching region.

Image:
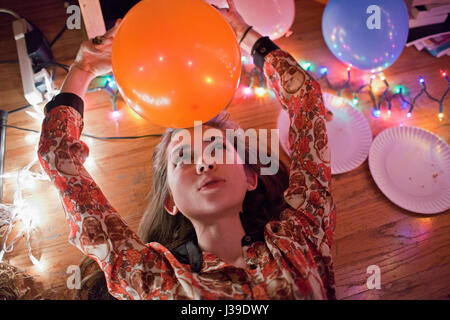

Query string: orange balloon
[112,0,242,128]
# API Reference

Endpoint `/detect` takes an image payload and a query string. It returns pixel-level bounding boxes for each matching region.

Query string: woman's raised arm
[37,21,184,300]
[259,47,336,248]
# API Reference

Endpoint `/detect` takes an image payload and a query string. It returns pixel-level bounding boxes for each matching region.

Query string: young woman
[38,0,336,300]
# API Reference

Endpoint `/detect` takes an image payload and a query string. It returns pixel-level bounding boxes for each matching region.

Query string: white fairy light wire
[0,156,50,264]
[0,88,54,267]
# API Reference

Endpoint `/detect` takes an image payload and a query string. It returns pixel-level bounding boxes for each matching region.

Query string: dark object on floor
[64,0,141,31]
[0,262,31,300]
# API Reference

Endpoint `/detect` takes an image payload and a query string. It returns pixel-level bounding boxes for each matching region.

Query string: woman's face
[165,125,257,222]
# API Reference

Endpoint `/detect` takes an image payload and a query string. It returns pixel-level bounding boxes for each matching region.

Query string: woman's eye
[210,142,226,157]
[174,148,192,165]
[215,142,226,150]
[212,142,226,151]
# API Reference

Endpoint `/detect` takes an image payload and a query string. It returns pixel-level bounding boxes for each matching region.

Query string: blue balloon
[322,0,409,71]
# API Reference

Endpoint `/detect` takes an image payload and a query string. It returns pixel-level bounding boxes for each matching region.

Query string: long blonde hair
[75,111,289,299]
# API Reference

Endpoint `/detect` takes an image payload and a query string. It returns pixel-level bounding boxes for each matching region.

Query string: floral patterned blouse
[38,48,337,300]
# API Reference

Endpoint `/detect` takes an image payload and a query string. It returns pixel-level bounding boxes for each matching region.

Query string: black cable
[49,24,67,48]
[51,64,57,82]
[40,61,69,72]
[4,124,38,133]
[2,124,163,140]
[7,105,33,114]
[0,59,18,64]
[0,59,69,72]
[82,133,163,141]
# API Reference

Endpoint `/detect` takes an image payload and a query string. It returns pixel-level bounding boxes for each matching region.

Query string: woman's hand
[212,0,262,54]
[59,19,121,100]
[212,0,250,42]
[71,19,122,78]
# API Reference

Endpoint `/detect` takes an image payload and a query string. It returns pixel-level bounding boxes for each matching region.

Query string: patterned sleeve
[262,49,337,250]
[37,105,182,300]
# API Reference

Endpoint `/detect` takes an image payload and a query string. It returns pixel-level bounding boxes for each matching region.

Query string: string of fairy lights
[236,55,448,121]
[302,62,449,121]
[0,54,448,270]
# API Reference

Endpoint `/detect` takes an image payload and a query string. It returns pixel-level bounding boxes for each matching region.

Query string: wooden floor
[0,0,449,300]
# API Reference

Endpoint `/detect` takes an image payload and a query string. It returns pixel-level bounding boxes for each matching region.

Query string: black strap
[185,240,203,273]
[172,240,203,273]
[239,25,253,45]
[251,36,280,71]
[45,92,84,118]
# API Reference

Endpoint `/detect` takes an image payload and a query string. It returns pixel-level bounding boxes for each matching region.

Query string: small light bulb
[333,97,344,106]
[255,87,267,97]
[300,61,311,70]
[107,79,116,88]
[21,205,41,230]
[25,133,38,144]
[407,112,412,118]
[85,156,95,168]
[32,258,45,272]
[419,77,425,84]
[387,110,391,116]
[320,67,328,75]
[243,87,253,95]
[438,113,444,119]
[23,178,37,190]
[112,111,121,119]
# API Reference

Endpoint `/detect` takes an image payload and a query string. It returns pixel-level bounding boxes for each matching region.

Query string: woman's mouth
[198,180,224,191]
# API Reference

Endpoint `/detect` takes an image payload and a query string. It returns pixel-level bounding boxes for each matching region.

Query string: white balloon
[205,0,295,40]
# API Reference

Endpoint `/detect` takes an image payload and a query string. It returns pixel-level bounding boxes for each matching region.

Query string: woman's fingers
[211,3,227,14]
[87,38,113,55]
[226,0,236,12]
[103,18,122,39]
[88,19,120,53]
[90,19,120,50]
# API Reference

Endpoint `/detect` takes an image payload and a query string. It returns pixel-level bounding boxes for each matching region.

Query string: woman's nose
[196,158,217,174]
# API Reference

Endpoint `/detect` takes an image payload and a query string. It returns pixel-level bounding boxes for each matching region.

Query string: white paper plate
[369,126,450,214]
[277,92,372,175]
